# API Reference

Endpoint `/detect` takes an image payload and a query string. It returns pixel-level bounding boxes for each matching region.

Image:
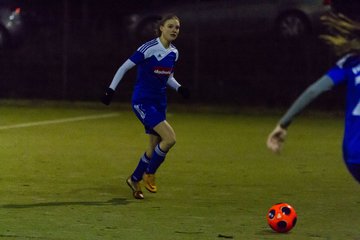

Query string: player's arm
[167,73,190,99]
[267,75,335,153]
[101,59,136,105]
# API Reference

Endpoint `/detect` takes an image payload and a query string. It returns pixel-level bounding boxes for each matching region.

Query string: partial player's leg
[143,120,176,193]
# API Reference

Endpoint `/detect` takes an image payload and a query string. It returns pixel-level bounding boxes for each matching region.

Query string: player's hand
[267,124,287,153]
[101,88,115,105]
[177,86,190,99]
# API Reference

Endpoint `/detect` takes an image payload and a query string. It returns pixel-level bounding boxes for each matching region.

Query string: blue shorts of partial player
[132,102,166,136]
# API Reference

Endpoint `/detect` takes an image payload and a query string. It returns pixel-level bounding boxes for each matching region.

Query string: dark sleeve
[279,75,335,128]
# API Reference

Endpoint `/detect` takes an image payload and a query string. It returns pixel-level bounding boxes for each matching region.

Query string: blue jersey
[129,38,179,105]
[327,54,360,162]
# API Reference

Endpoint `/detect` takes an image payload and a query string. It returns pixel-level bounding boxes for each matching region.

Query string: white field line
[0,113,120,130]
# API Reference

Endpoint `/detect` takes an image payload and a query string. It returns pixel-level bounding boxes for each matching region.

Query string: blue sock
[131,153,150,182]
[146,144,167,174]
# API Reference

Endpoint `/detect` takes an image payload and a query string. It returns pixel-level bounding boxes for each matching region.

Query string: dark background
[0,0,344,109]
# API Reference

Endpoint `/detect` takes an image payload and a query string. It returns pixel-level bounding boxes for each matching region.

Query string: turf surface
[0,101,359,239]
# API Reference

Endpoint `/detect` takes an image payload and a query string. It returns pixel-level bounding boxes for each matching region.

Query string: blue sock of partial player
[131,153,150,182]
[146,144,167,174]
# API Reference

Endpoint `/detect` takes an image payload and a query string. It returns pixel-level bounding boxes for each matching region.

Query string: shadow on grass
[0,198,130,208]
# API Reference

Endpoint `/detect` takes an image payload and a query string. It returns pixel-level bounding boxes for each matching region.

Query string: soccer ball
[267,203,297,233]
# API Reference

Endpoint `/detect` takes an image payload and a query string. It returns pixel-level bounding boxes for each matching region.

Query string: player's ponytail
[319,12,360,56]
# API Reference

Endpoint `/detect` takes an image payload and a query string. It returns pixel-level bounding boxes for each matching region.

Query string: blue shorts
[132,103,166,135]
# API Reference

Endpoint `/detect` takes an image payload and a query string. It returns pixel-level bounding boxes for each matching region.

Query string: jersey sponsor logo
[153,67,172,76]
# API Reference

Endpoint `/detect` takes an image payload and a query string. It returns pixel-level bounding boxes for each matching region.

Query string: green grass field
[0,101,359,239]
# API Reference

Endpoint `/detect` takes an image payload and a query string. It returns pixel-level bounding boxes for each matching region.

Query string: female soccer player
[101,15,190,199]
[267,8,360,183]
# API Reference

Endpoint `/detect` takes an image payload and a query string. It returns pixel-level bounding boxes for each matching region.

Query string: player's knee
[163,137,176,150]
[167,138,176,148]
[169,138,176,148]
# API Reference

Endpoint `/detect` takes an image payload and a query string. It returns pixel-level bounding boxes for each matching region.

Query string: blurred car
[0,0,23,48]
[125,0,331,41]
